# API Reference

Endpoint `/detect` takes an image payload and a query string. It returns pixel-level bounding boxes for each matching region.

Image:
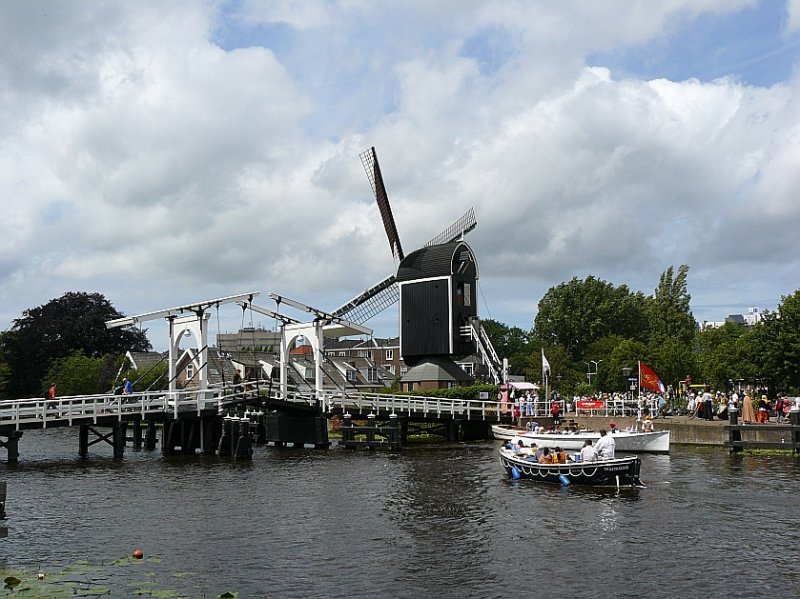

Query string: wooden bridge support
[265,413,329,449]
[340,413,401,450]
[78,423,127,459]
[0,431,23,463]
[145,419,158,450]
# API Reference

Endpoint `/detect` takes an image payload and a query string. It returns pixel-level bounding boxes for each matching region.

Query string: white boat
[491,424,670,453]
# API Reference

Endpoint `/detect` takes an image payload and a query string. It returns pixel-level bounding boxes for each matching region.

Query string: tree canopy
[1,292,151,397]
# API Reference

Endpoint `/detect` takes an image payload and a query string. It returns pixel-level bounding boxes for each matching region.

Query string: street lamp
[622,367,632,400]
[584,360,602,385]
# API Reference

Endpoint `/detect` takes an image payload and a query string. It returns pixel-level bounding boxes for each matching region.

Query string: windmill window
[464,283,471,307]
[186,364,194,380]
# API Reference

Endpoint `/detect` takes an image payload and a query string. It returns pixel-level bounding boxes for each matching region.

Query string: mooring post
[366,413,376,449]
[218,416,233,456]
[235,415,253,460]
[389,413,400,450]
[729,407,741,453]
[790,408,800,454]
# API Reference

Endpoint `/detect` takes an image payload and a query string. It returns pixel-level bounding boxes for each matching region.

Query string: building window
[387,365,395,375]
[368,368,378,382]
[401,367,408,375]
[385,349,394,360]
[460,363,474,376]
[346,370,357,382]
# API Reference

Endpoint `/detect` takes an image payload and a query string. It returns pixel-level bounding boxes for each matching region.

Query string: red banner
[640,362,666,393]
[576,399,605,409]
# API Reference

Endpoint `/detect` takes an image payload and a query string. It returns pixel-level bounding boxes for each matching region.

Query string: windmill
[333,147,502,381]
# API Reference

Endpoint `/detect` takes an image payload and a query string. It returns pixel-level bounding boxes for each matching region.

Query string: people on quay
[122,377,133,394]
[757,395,770,424]
[741,392,756,423]
[593,429,616,459]
[538,446,554,463]
[46,383,56,401]
[687,392,697,418]
[551,399,561,426]
[774,395,785,423]
[727,391,739,416]
[701,387,714,421]
[580,439,596,462]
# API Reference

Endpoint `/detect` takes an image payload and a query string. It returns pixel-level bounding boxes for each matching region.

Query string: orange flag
[640,362,666,393]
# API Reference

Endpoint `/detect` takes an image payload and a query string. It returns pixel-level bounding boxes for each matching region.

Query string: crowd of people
[685,388,799,424]
[504,384,797,425]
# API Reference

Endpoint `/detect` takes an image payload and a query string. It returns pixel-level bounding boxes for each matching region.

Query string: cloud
[0,0,798,348]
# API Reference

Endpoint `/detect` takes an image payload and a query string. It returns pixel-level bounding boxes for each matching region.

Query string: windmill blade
[332,274,399,324]
[424,207,477,247]
[360,147,404,263]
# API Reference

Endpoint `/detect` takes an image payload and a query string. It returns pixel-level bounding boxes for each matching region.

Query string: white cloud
[0,0,797,348]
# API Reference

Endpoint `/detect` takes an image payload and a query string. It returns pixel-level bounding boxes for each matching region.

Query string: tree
[481,318,531,375]
[42,351,108,396]
[2,292,151,397]
[533,276,649,360]
[648,265,696,344]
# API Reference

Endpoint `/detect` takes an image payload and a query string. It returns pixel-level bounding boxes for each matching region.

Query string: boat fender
[511,466,521,480]
[559,474,570,486]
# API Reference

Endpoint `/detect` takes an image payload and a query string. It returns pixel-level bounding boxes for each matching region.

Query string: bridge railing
[325,391,505,421]
[0,388,231,430]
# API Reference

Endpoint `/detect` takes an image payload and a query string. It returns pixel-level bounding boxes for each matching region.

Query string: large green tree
[2,292,151,397]
[533,276,649,360]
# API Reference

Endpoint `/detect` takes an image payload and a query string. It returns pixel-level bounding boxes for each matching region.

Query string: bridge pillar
[144,420,158,450]
[113,422,127,459]
[0,431,23,463]
[79,424,89,458]
[201,416,219,455]
[132,420,143,449]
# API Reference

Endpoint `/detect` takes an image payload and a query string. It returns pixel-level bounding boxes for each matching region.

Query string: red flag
[640,362,666,393]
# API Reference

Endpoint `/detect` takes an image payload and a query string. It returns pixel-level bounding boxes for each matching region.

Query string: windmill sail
[335,150,479,325]
[360,147,404,263]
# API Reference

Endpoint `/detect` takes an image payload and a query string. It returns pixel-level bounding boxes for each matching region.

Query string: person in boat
[524,443,539,461]
[580,439,596,462]
[552,447,568,464]
[642,418,654,432]
[593,429,616,460]
[538,446,554,464]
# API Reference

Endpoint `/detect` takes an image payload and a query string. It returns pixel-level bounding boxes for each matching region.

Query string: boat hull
[492,425,670,453]
[499,448,643,487]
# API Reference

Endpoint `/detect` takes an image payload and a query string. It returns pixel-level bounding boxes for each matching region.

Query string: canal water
[1,428,799,598]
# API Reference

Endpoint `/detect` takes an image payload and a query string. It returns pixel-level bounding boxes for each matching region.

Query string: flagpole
[638,360,642,398]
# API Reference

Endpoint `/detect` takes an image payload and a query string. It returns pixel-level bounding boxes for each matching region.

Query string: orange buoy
[132,549,144,559]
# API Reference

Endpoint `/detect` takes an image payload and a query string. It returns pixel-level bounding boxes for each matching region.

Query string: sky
[2,0,800,351]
